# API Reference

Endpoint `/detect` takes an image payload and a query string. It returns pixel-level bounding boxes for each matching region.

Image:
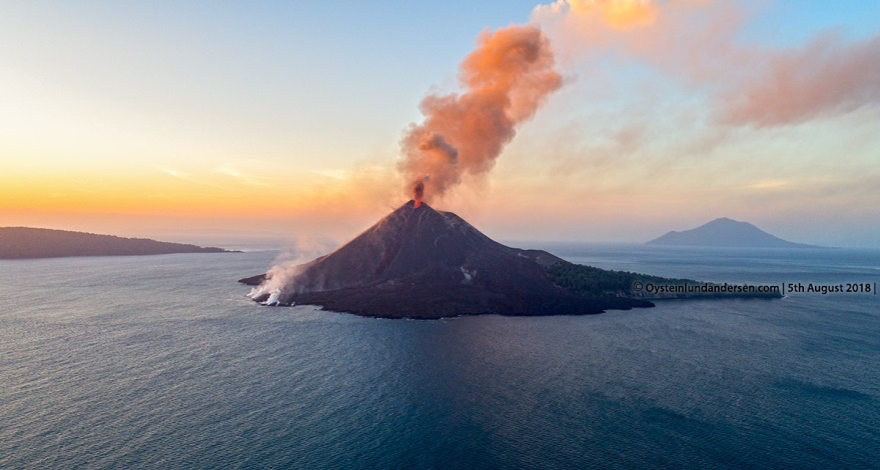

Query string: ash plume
[400,25,563,204]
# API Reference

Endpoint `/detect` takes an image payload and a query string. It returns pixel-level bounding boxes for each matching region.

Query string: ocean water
[1,244,878,468]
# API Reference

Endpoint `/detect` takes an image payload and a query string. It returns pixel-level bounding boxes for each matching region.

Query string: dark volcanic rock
[243,201,652,318]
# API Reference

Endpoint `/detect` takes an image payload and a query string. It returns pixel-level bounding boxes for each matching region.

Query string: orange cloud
[534,0,658,30]
[399,25,562,204]
[579,0,658,29]
[717,33,880,127]
[534,0,880,129]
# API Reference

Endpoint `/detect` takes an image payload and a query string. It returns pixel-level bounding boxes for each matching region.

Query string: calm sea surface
[1,244,878,468]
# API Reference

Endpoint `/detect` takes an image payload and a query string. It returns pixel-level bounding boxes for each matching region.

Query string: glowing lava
[413,181,425,209]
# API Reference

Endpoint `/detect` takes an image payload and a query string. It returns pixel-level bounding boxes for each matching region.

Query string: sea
[1,243,878,468]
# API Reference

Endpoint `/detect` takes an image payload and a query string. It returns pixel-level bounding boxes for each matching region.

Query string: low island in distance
[646,217,819,248]
[0,227,234,259]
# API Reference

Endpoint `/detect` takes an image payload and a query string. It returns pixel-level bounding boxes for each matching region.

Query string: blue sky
[1,1,878,247]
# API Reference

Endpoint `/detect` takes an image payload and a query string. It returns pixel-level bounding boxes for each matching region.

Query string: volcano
[241,201,653,319]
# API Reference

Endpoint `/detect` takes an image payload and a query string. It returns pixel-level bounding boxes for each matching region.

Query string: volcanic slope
[242,201,653,318]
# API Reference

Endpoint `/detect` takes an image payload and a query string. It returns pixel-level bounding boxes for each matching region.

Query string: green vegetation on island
[544,261,781,299]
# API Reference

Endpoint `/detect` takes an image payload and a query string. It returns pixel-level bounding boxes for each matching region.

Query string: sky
[1,0,878,248]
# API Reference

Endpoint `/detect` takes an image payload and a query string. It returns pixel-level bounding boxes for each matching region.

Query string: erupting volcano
[241,201,654,319]
[238,24,590,318]
[238,20,783,317]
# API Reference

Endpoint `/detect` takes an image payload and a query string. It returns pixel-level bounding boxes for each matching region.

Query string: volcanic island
[240,201,779,319]
[0,227,232,259]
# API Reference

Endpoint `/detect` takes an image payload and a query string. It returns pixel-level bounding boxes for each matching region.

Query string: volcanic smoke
[413,180,425,208]
[400,25,563,205]
[248,24,562,304]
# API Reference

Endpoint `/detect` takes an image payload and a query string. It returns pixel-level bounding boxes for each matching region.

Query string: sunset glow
[1,1,878,247]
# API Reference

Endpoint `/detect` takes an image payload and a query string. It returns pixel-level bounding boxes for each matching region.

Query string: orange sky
[2,0,879,247]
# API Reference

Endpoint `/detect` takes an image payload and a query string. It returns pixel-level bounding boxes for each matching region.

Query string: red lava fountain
[413,181,425,209]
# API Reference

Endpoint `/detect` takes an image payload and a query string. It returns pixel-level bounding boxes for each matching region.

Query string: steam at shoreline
[247,237,335,305]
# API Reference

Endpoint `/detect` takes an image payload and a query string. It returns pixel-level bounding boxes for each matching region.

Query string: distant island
[0,227,233,259]
[646,217,818,248]
[241,202,779,320]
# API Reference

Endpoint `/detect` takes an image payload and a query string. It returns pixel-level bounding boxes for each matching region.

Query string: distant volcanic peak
[647,217,817,248]
[704,217,752,228]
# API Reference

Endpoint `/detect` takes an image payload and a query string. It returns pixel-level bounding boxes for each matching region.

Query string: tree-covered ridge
[544,261,780,299]
[543,262,693,296]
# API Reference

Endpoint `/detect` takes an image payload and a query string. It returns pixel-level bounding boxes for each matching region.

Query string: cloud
[161,168,187,179]
[160,168,221,187]
[744,179,792,191]
[716,32,880,127]
[533,0,658,30]
[215,162,272,187]
[532,0,880,130]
